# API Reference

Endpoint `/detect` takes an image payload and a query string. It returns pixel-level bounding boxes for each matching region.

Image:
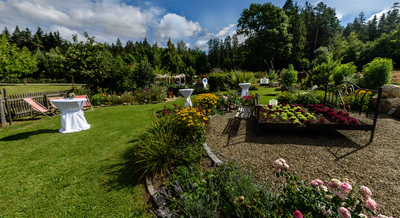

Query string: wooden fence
[0,88,69,127]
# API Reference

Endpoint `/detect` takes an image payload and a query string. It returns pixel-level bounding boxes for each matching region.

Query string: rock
[376,98,400,112]
[381,84,400,98]
[394,106,400,118]
[387,107,397,116]
[100,104,105,107]
[123,102,127,105]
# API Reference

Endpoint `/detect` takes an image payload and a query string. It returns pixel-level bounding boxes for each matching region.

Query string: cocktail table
[51,98,91,133]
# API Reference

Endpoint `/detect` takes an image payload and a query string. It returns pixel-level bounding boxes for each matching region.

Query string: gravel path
[206,111,400,216]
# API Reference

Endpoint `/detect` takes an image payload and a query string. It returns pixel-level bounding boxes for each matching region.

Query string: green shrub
[267,70,279,82]
[208,73,229,92]
[277,91,325,105]
[362,57,393,89]
[249,83,258,90]
[281,64,298,87]
[299,58,310,71]
[332,62,357,85]
[311,55,341,87]
[90,93,102,106]
[228,70,255,88]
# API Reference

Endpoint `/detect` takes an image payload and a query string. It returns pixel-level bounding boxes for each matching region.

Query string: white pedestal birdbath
[179,89,194,107]
[239,83,251,98]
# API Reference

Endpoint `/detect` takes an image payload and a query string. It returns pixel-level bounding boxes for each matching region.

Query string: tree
[237,2,292,69]
[11,26,21,46]
[367,15,379,41]
[0,34,37,80]
[161,38,185,75]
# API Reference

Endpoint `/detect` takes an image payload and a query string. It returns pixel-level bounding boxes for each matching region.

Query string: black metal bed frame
[253,81,383,142]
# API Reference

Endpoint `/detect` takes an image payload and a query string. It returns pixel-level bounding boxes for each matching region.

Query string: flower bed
[253,81,383,143]
[260,103,362,126]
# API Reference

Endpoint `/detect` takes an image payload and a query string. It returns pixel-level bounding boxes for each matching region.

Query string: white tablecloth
[51,98,91,133]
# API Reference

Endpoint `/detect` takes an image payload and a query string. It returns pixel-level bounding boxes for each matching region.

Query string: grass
[0,98,186,217]
[0,85,80,95]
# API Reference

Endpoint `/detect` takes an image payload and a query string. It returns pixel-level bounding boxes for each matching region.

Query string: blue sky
[0,0,396,51]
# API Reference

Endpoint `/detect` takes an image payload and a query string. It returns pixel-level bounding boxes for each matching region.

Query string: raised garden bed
[252,81,383,142]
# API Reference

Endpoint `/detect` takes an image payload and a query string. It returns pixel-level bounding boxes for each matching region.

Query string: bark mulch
[206,111,400,217]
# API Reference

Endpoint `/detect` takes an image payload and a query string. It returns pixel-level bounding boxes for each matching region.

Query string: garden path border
[145,114,222,216]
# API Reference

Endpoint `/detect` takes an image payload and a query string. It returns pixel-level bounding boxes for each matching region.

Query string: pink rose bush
[271,158,393,218]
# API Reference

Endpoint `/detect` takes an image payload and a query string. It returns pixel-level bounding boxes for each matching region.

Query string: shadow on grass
[240,118,372,161]
[105,143,144,191]
[0,129,60,141]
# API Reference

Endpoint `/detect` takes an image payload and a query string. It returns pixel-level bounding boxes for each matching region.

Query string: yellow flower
[203,117,208,120]
[208,109,211,112]
[182,117,186,120]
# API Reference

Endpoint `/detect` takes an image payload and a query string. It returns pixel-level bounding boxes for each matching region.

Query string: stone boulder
[394,106,400,117]
[376,98,400,112]
[381,84,400,98]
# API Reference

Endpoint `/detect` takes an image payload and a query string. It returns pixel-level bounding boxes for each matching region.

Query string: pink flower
[328,181,336,189]
[359,214,368,218]
[311,180,319,187]
[365,198,377,211]
[339,182,352,194]
[315,179,323,186]
[334,191,345,200]
[275,167,281,173]
[293,210,303,218]
[278,158,286,163]
[321,206,331,216]
[283,163,289,170]
[320,185,328,192]
[274,159,283,167]
[360,186,372,197]
[337,207,351,218]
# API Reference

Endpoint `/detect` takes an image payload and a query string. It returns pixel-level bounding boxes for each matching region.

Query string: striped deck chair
[23,98,56,119]
[75,95,94,111]
[49,97,63,114]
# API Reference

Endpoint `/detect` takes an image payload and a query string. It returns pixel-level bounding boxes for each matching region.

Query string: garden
[2,56,400,217]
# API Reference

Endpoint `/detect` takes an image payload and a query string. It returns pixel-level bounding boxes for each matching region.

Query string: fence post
[3,88,12,126]
[44,94,50,109]
[0,96,7,128]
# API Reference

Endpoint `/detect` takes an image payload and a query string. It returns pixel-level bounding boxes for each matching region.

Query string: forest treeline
[0,0,399,91]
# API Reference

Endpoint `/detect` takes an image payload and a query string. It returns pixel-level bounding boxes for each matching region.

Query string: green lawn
[0,86,278,217]
[220,86,280,105]
[0,85,79,95]
[0,98,186,217]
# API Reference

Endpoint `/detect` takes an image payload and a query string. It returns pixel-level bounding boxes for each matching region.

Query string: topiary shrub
[281,64,298,87]
[362,57,393,89]
[208,73,229,92]
[332,62,357,85]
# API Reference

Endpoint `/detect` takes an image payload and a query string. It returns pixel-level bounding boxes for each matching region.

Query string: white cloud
[194,40,208,50]
[48,25,87,42]
[185,43,191,48]
[155,13,202,41]
[0,0,162,40]
[367,8,390,22]
[215,24,235,37]
[312,0,322,6]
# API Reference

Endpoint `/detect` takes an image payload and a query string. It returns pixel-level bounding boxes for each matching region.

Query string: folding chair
[23,98,56,119]
[75,95,94,111]
[49,97,63,114]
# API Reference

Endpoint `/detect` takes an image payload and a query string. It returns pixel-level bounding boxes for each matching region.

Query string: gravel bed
[206,111,400,217]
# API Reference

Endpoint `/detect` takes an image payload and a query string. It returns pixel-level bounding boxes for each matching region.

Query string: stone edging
[145,114,223,216]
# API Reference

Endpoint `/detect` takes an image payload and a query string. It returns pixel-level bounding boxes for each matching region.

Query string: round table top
[51,98,87,112]
[51,98,87,103]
